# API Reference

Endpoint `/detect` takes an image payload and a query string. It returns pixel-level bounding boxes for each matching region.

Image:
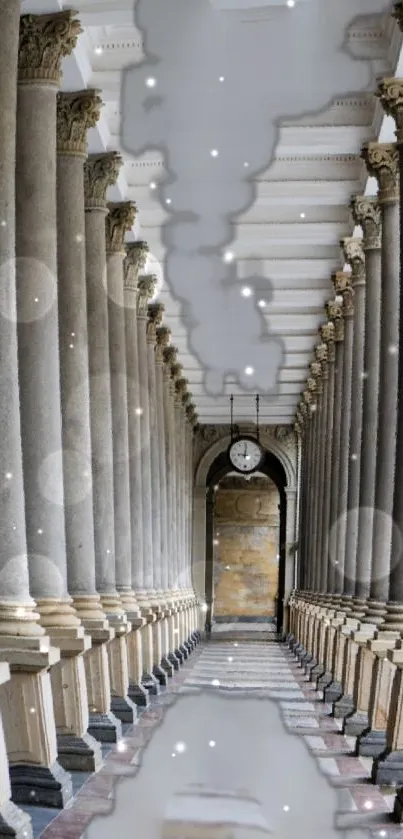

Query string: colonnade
[0,8,201,836]
[288,1,403,816]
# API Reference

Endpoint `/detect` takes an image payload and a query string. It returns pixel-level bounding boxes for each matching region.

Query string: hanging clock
[227,435,264,474]
[227,394,264,475]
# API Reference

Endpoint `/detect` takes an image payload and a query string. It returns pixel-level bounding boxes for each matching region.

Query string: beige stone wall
[213,478,279,619]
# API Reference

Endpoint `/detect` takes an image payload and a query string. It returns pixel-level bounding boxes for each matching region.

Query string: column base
[88,712,122,743]
[57,732,102,773]
[356,728,386,758]
[110,695,138,724]
[168,652,180,671]
[333,694,355,719]
[317,671,333,690]
[323,681,343,704]
[393,786,403,822]
[372,750,403,786]
[128,681,149,707]
[178,645,188,660]
[175,647,185,663]
[343,711,369,737]
[10,761,73,809]
[310,662,325,681]
[0,799,33,839]
[142,673,160,695]
[153,664,168,686]
[161,657,174,678]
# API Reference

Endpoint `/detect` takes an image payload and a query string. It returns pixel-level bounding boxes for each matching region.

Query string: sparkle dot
[209,740,216,747]
[286,0,295,6]
[166,198,172,205]
[212,679,220,687]
[71,332,75,337]
[201,603,208,612]
[213,539,219,546]
[223,250,234,263]
[0,220,6,227]
[30,791,36,798]
[39,643,48,653]
[94,46,103,55]
[210,149,219,158]
[146,77,157,88]
[219,76,225,82]
[361,371,368,380]
[29,707,36,714]
[351,453,358,461]
[75,234,83,243]
[16,608,24,617]
[12,525,16,531]
[300,212,305,218]
[135,407,143,416]
[37,528,43,535]
[34,297,39,303]
[364,800,374,810]
[5,472,12,480]
[227,656,233,662]
[258,299,266,308]
[234,642,238,647]
[241,286,253,298]
[69,343,74,349]
[245,366,254,376]
[106,549,111,555]
[150,181,157,190]
[175,741,186,753]
[389,344,398,355]
[283,805,290,812]
[172,752,176,757]
[226,565,231,570]
[244,162,249,168]
[379,832,387,837]
[214,485,219,491]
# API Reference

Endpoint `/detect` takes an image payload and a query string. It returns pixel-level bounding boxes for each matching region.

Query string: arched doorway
[204,448,287,633]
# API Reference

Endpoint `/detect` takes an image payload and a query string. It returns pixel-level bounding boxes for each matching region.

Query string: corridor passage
[28,640,400,839]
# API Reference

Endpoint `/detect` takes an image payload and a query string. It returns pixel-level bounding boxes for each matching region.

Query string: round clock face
[228,438,263,473]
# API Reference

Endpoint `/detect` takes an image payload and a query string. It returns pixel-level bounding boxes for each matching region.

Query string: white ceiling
[21,0,402,424]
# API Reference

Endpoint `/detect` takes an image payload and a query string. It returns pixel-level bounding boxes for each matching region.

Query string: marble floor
[20,641,403,838]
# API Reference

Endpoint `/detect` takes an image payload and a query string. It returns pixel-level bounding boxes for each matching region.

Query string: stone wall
[213,477,280,620]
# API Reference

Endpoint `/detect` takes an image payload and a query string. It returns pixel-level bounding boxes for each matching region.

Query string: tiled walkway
[20,641,403,838]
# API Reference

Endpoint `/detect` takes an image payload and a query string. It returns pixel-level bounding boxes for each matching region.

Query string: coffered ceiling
[21,0,403,424]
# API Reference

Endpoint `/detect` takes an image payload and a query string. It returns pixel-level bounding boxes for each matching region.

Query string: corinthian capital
[57,90,103,156]
[361,142,399,204]
[376,77,403,143]
[156,325,171,363]
[125,241,149,279]
[332,271,354,318]
[341,237,365,287]
[19,10,82,85]
[163,345,178,373]
[137,275,156,317]
[315,342,328,364]
[147,302,164,344]
[321,321,335,363]
[303,389,313,406]
[105,202,136,253]
[350,196,381,251]
[186,403,198,427]
[176,377,190,406]
[393,3,403,32]
[84,152,123,211]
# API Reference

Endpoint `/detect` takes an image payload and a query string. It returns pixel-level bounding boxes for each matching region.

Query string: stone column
[161,343,182,668]
[55,88,109,771]
[147,302,169,685]
[13,9,86,806]
[123,243,149,705]
[302,389,314,591]
[313,342,328,597]
[376,79,403,635]
[307,367,320,593]
[319,317,336,597]
[351,197,382,612]
[361,142,400,623]
[84,152,123,617]
[0,3,62,826]
[84,152,125,742]
[341,237,366,607]
[155,326,175,674]
[104,201,140,724]
[136,275,161,692]
[327,298,344,599]
[333,271,354,601]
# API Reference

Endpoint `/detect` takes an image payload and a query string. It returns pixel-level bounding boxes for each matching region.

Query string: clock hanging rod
[229,393,260,444]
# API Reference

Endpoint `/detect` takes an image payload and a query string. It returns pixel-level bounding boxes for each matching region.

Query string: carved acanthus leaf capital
[84,152,123,210]
[19,10,82,85]
[186,403,198,426]
[137,275,157,317]
[376,77,403,144]
[163,345,178,373]
[57,90,102,156]
[105,202,136,253]
[341,237,365,287]
[176,377,190,407]
[320,321,335,344]
[124,242,149,292]
[300,402,308,418]
[303,389,313,406]
[361,142,399,204]
[332,271,354,318]
[350,195,381,251]
[147,303,165,344]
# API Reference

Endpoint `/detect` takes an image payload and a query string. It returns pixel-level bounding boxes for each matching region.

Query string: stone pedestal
[84,629,122,743]
[356,636,400,757]
[107,626,138,724]
[0,661,33,838]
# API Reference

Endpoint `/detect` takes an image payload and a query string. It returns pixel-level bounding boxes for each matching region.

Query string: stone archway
[191,426,298,632]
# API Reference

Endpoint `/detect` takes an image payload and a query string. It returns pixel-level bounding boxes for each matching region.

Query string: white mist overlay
[121,0,391,397]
